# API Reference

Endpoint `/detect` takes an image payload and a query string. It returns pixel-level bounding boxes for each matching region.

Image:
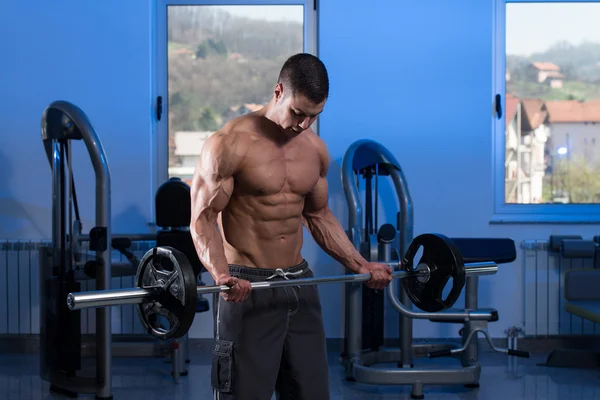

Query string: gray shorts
[211,260,330,400]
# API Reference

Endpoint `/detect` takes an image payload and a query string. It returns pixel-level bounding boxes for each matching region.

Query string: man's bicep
[303,176,330,215]
[303,132,333,215]
[190,169,233,223]
[190,137,237,223]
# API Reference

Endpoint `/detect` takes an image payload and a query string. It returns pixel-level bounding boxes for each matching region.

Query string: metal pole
[387,146,414,370]
[67,262,497,311]
[462,275,480,367]
[52,140,67,271]
[341,141,366,369]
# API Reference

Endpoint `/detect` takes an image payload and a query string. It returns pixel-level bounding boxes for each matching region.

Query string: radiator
[0,240,155,335]
[521,239,598,337]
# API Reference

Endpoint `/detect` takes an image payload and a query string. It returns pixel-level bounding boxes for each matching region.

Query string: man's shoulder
[303,129,328,158]
[199,130,250,173]
[301,129,329,174]
[305,128,325,144]
[219,114,266,141]
[207,119,256,148]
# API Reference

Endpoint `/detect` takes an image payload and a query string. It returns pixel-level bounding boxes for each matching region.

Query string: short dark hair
[277,53,329,104]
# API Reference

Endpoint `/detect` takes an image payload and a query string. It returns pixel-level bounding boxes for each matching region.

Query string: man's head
[270,53,329,135]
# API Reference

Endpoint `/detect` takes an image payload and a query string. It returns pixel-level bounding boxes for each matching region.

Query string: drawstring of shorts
[266,268,305,289]
[266,268,305,280]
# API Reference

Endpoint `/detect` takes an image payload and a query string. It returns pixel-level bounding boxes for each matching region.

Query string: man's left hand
[358,262,393,290]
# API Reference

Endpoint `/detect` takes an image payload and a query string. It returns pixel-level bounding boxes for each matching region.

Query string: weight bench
[542,268,600,369]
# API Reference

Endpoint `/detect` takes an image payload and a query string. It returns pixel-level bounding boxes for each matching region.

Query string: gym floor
[1,346,599,400]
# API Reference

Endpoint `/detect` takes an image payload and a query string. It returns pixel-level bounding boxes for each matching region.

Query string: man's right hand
[215,275,252,302]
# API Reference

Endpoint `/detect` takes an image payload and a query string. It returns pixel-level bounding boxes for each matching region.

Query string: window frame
[152,0,318,204]
[491,0,600,224]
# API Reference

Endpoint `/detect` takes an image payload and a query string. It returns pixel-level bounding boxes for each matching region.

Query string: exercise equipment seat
[155,177,209,313]
[541,268,600,369]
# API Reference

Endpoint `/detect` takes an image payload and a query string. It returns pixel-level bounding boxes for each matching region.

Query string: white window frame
[491,0,600,224]
[152,0,318,204]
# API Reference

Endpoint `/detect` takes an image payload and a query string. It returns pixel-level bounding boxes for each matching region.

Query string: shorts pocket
[211,339,234,393]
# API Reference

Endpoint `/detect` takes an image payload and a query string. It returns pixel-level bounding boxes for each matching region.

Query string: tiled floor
[2,346,600,400]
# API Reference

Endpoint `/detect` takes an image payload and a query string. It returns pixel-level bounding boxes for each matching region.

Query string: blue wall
[0,0,155,239]
[1,0,598,340]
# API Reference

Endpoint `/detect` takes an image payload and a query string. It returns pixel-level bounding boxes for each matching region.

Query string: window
[492,0,600,223]
[155,0,317,188]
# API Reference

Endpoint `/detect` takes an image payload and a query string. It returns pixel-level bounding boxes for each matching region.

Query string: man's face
[273,84,325,136]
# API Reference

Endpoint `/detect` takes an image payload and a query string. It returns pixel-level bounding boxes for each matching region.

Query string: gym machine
[40,100,113,399]
[340,139,529,399]
[39,100,208,399]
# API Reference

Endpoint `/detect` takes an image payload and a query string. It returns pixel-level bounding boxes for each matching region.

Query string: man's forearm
[302,207,368,273]
[191,218,230,280]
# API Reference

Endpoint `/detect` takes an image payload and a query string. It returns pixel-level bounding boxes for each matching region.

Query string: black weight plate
[135,246,197,340]
[401,233,466,312]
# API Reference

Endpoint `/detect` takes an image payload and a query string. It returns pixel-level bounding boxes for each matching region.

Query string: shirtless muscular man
[190,53,393,400]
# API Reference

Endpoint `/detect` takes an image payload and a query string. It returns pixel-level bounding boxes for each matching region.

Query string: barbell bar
[64,233,500,340]
[66,260,497,311]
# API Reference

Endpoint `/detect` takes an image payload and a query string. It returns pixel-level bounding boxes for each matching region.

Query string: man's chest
[235,143,322,196]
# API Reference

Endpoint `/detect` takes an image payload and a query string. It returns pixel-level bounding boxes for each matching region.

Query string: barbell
[66,233,498,341]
